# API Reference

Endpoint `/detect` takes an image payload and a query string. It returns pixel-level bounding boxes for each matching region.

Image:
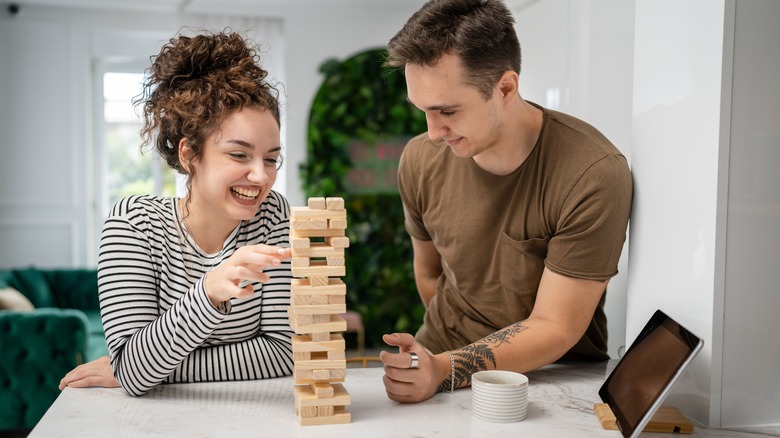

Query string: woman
[60,31,293,396]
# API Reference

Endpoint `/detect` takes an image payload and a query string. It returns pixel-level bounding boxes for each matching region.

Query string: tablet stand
[594,403,694,434]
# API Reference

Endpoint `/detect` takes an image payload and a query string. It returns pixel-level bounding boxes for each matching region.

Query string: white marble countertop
[31,361,780,437]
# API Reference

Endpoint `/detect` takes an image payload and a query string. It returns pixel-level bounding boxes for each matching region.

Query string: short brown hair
[138,31,280,178]
[386,0,521,99]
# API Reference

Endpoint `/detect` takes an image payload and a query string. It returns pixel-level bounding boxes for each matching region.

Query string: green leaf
[302,48,427,348]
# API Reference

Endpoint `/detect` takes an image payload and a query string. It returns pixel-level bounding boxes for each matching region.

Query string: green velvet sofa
[0,267,108,433]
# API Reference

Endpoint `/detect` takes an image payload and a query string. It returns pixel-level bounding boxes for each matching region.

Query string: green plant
[300,48,427,348]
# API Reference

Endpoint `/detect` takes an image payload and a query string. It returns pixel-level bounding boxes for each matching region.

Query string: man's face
[405,53,503,159]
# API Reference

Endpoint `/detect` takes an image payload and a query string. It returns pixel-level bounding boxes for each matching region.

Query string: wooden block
[292,242,344,258]
[299,406,351,426]
[294,371,345,385]
[325,236,350,248]
[288,311,314,326]
[326,256,345,267]
[291,278,346,295]
[593,403,614,429]
[327,350,345,360]
[298,406,318,418]
[294,351,311,361]
[294,358,347,371]
[293,303,347,315]
[290,237,310,249]
[291,257,310,267]
[312,314,331,324]
[294,369,313,381]
[295,350,347,370]
[292,294,312,305]
[328,218,347,230]
[294,383,351,408]
[311,295,329,305]
[326,197,345,210]
[328,294,345,304]
[311,383,334,398]
[594,404,694,433]
[292,219,328,230]
[312,370,330,381]
[317,406,335,416]
[289,313,348,334]
[308,197,326,210]
[291,206,347,220]
[330,369,347,380]
[292,262,345,278]
[292,334,345,353]
[309,276,329,287]
[301,301,345,317]
[311,332,331,342]
[291,228,346,238]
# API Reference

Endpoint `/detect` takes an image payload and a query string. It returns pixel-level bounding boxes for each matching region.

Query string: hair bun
[151,32,258,91]
[139,30,279,173]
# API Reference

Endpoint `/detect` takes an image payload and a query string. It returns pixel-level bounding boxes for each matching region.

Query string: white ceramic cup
[471,370,529,423]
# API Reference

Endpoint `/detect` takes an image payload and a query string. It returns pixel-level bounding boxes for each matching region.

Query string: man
[379,0,633,403]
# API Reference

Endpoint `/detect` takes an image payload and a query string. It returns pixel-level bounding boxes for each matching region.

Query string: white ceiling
[10,0,415,13]
[9,0,538,16]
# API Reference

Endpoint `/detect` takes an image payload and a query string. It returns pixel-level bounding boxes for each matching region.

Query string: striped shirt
[98,191,293,396]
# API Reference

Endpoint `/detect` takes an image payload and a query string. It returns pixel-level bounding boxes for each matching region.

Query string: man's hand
[380,333,450,403]
[59,355,119,390]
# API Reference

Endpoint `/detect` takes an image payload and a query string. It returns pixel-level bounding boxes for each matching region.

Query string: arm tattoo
[437,321,529,392]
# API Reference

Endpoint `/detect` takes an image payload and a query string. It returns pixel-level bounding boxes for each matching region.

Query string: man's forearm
[439,318,575,392]
[415,274,438,308]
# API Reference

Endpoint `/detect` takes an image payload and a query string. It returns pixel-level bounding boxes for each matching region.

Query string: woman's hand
[59,355,119,390]
[204,244,292,307]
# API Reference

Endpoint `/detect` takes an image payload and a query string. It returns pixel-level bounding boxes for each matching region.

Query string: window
[102,72,176,211]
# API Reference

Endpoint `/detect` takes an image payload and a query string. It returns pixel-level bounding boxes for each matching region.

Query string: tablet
[598,309,704,438]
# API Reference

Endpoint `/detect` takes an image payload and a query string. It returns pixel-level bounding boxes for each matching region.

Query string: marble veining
[31,362,780,437]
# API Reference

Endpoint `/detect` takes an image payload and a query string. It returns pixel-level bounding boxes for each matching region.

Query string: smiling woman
[59,31,295,396]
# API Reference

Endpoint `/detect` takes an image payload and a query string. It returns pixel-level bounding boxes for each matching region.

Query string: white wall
[630,0,727,426]
[0,2,424,268]
[515,0,780,427]
[721,0,780,427]
[512,0,635,359]
[630,0,780,427]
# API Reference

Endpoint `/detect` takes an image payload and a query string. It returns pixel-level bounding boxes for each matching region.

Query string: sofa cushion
[42,269,99,310]
[0,308,88,430]
[81,310,109,361]
[0,287,35,311]
[0,271,13,289]
[11,268,54,308]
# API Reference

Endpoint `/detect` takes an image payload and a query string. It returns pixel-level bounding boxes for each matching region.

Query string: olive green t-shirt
[398,104,633,360]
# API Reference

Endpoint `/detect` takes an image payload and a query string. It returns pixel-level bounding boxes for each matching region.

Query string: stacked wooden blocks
[289,197,352,425]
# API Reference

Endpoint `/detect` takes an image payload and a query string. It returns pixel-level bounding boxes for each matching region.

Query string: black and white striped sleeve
[166,193,294,383]
[98,198,229,396]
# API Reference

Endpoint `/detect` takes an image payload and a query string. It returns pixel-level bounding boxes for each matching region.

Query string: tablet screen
[598,310,703,438]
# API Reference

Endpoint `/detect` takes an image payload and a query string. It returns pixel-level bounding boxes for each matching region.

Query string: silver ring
[409,352,419,369]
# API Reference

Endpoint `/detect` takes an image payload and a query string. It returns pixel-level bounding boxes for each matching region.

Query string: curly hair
[386,0,521,99]
[136,31,281,190]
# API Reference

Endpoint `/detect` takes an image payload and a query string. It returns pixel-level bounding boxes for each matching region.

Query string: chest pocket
[499,233,550,296]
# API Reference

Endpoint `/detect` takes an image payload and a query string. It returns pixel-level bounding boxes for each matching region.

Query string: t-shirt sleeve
[545,153,633,282]
[398,136,432,241]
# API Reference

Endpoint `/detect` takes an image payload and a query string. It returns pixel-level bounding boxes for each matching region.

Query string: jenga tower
[288,197,351,425]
